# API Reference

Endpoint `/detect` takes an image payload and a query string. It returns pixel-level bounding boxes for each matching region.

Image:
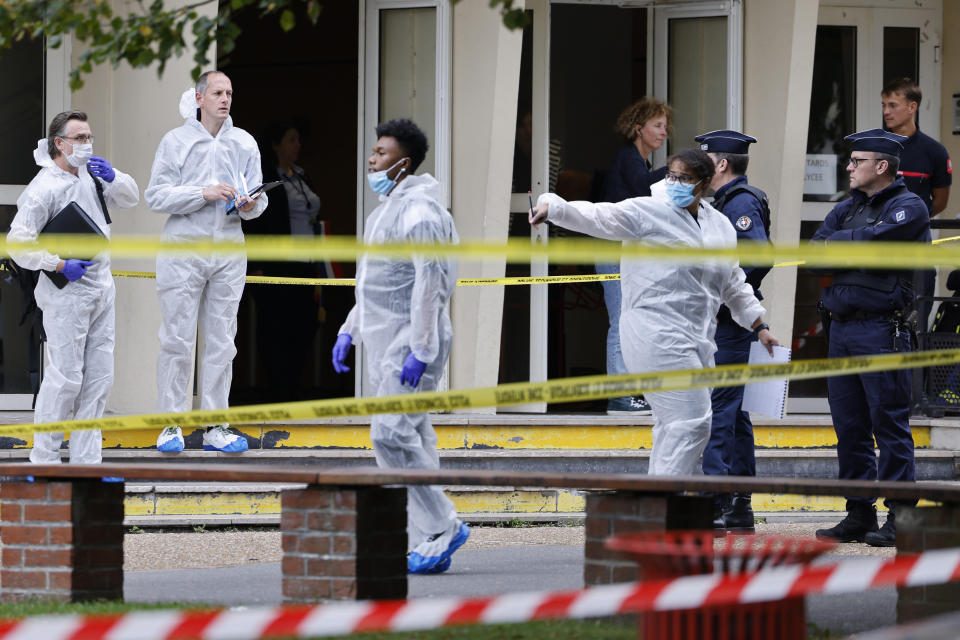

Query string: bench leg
[282,485,407,602]
[0,479,124,602]
[896,504,960,623]
[584,492,712,586]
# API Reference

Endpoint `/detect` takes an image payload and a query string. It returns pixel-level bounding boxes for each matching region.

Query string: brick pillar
[282,485,407,602]
[584,492,712,586]
[896,504,960,623]
[0,479,124,602]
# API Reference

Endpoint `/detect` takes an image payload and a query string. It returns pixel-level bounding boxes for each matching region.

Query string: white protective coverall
[144,91,266,419]
[538,181,765,475]
[339,173,460,552]
[8,141,140,463]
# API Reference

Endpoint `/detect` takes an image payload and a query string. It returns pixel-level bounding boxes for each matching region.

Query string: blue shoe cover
[102,477,124,483]
[425,556,452,574]
[441,523,471,563]
[202,439,249,453]
[25,476,34,483]
[157,427,184,453]
[408,551,444,574]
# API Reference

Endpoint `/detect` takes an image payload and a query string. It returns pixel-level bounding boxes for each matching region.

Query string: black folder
[41,201,106,289]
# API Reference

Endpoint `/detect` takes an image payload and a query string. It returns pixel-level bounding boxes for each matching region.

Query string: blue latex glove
[400,353,427,387]
[86,156,115,182]
[60,259,94,282]
[332,334,353,373]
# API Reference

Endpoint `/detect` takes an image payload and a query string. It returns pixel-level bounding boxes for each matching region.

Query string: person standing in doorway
[597,98,672,415]
[146,71,268,453]
[881,77,951,329]
[696,130,771,533]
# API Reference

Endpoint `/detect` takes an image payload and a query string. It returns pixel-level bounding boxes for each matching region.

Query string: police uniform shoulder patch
[735,215,753,231]
[895,210,906,223]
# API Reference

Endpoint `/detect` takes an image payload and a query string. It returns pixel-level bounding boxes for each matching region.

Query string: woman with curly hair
[599,98,672,415]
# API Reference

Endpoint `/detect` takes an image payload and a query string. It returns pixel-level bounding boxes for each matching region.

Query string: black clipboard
[40,201,106,289]
[225,181,284,215]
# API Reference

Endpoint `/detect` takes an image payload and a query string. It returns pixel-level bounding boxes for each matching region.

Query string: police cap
[844,129,908,158]
[694,130,757,154]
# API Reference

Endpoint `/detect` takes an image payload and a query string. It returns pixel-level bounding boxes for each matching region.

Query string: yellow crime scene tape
[110,270,623,287]
[6,348,960,439]
[8,234,960,269]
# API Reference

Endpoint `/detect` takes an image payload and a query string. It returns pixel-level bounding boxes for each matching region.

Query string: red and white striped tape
[1,549,958,639]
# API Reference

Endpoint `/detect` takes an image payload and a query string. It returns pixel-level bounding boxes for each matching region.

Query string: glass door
[359,0,451,395]
[790,4,940,413]
[0,39,70,409]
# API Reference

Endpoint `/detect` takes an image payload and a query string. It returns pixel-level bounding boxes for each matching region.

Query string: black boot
[713,494,731,535]
[815,501,879,542]
[723,493,755,532]
[864,507,896,547]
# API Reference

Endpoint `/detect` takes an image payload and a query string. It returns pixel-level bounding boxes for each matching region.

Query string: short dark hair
[47,110,88,158]
[712,152,749,176]
[875,152,900,178]
[375,118,429,172]
[882,77,922,107]
[667,148,716,185]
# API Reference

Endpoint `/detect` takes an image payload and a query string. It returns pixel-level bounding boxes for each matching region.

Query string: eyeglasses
[848,156,876,168]
[61,135,94,144]
[664,171,700,185]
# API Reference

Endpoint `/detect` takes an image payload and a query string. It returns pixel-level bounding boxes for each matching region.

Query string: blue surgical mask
[367,158,407,195]
[665,181,698,207]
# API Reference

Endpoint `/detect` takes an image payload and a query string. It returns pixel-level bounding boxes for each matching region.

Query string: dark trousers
[703,320,757,477]
[827,317,917,506]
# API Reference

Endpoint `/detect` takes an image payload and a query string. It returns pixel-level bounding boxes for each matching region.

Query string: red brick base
[896,505,960,623]
[584,492,712,586]
[0,479,124,602]
[282,485,407,602]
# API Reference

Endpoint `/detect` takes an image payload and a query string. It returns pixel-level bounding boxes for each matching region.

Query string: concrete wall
[72,0,218,415]
[448,3,522,400]
[742,0,819,339]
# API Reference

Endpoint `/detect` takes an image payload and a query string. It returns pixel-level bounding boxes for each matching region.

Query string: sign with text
[804,154,837,195]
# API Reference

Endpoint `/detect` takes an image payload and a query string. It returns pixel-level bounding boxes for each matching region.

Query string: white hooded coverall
[538,182,765,475]
[7,141,140,463]
[339,173,459,550]
[145,93,267,418]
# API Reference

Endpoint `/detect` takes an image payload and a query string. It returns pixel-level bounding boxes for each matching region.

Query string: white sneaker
[202,425,248,453]
[157,426,184,453]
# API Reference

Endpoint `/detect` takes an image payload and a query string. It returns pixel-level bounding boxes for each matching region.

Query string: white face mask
[65,143,93,168]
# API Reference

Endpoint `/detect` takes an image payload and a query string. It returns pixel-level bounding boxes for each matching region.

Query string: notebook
[40,201,106,289]
[741,342,792,419]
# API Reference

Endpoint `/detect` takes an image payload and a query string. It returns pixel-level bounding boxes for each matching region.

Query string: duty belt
[828,309,901,323]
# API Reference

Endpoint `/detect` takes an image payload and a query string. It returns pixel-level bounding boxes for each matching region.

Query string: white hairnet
[179,87,198,120]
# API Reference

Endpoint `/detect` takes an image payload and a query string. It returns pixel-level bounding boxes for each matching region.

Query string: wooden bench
[0,463,957,624]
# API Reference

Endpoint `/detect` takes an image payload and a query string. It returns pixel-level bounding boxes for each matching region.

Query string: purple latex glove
[400,353,427,387]
[86,156,115,182]
[60,259,94,282]
[332,334,353,373]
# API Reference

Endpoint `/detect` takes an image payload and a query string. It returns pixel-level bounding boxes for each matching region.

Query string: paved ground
[122,523,900,636]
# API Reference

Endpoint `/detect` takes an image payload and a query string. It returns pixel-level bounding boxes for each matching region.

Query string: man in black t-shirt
[882,77,952,327]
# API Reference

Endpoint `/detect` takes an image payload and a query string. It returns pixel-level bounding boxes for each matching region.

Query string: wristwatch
[753,322,770,335]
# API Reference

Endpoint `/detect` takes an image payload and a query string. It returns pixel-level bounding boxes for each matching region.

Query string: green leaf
[279,8,294,31]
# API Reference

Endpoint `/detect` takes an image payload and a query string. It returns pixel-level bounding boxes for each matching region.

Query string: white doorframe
[651,0,743,167]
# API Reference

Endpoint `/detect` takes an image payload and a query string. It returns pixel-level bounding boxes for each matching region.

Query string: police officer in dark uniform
[813,129,930,547]
[695,130,771,533]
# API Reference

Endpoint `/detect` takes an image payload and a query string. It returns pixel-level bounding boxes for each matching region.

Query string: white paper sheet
[741,343,791,419]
